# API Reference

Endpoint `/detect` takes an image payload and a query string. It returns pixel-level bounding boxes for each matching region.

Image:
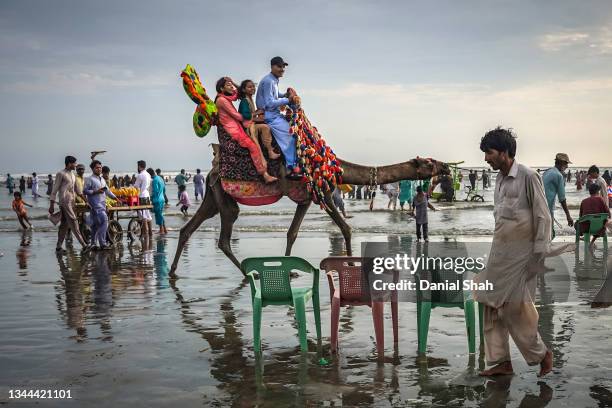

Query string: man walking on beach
[193,168,205,201]
[256,56,301,177]
[542,153,573,238]
[84,160,118,250]
[49,155,88,253]
[474,127,553,377]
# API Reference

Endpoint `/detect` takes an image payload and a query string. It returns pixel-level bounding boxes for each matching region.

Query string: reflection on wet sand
[4,231,612,406]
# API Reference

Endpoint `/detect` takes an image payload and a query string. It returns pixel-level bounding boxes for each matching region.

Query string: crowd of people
[4,156,216,251]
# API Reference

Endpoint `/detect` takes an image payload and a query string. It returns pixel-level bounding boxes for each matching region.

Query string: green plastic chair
[575,213,609,253]
[242,256,321,355]
[415,269,478,354]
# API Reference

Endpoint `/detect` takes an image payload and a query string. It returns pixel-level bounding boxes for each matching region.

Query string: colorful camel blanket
[218,126,309,206]
[290,108,343,208]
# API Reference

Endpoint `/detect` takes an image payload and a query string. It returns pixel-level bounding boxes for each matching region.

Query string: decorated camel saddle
[181,65,342,207]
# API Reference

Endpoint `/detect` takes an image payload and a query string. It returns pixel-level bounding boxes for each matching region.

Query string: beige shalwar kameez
[474,161,551,366]
[50,168,86,248]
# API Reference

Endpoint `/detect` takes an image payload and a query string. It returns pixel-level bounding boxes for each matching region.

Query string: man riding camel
[256,56,302,180]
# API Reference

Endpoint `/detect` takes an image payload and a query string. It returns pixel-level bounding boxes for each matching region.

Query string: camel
[169,144,448,277]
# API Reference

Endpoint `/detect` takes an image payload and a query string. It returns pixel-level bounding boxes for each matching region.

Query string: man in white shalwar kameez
[474,127,553,377]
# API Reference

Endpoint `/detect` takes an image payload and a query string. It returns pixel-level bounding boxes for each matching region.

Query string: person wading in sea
[474,127,553,378]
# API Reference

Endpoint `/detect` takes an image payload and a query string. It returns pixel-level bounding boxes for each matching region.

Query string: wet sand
[1,227,612,407]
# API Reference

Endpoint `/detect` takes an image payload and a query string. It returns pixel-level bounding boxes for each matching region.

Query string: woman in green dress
[399,179,415,211]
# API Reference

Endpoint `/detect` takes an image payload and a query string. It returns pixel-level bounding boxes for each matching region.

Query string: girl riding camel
[238,79,280,161]
[215,77,277,183]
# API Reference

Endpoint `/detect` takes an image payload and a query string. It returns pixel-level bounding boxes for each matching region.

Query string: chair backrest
[320,257,367,301]
[578,213,609,234]
[242,257,317,302]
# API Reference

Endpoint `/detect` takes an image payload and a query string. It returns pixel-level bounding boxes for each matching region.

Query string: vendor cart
[76,204,153,245]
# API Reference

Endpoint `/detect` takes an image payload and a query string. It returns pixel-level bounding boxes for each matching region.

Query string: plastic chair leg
[478,302,484,343]
[464,300,476,354]
[330,296,340,353]
[391,300,399,344]
[253,298,262,355]
[371,301,385,358]
[417,301,431,354]
[294,297,308,352]
[313,293,322,344]
[584,233,591,257]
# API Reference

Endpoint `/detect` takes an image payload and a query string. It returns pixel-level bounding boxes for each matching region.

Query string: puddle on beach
[1,228,612,407]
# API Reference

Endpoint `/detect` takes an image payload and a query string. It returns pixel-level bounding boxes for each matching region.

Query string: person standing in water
[134,160,153,238]
[6,173,14,194]
[474,127,553,378]
[399,179,414,211]
[49,155,88,253]
[83,160,117,250]
[149,168,168,234]
[19,176,26,194]
[174,169,190,199]
[45,174,54,196]
[542,153,574,238]
[411,185,437,241]
[31,172,40,198]
[193,168,205,201]
[156,168,169,206]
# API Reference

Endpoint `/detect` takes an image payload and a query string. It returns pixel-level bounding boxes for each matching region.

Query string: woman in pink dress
[215,77,277,183]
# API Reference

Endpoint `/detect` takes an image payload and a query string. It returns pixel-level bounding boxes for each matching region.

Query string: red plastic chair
[320,256,398,358]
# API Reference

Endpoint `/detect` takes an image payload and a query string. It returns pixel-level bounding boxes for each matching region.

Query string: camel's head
[411,157,450,179]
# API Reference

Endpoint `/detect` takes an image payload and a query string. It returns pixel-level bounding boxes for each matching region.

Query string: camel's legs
[285,202,312,256]
[217,193,242,273]
[323,193,353,256]
[170,176,220,276]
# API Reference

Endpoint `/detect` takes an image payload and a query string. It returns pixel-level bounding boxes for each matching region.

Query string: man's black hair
[65,155,77,166]
[588,165,599,175]
[90,160,101,170]
[588,182,601,195]
[155,168,161,175]
[102,166,110,174]
[479,126,517,158]
[137,160,146,169]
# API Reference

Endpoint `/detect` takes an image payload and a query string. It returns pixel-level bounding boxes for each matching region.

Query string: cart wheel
[107,220,123,245]
[127,218,142,241]
[80,223,91,245]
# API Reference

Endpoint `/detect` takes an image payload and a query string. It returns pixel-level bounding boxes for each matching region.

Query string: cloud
[301,77,612,166]
[1,64,172,95]
[538,23,612,54]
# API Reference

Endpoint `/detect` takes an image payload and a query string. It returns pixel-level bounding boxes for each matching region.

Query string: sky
[1,0,611,173]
